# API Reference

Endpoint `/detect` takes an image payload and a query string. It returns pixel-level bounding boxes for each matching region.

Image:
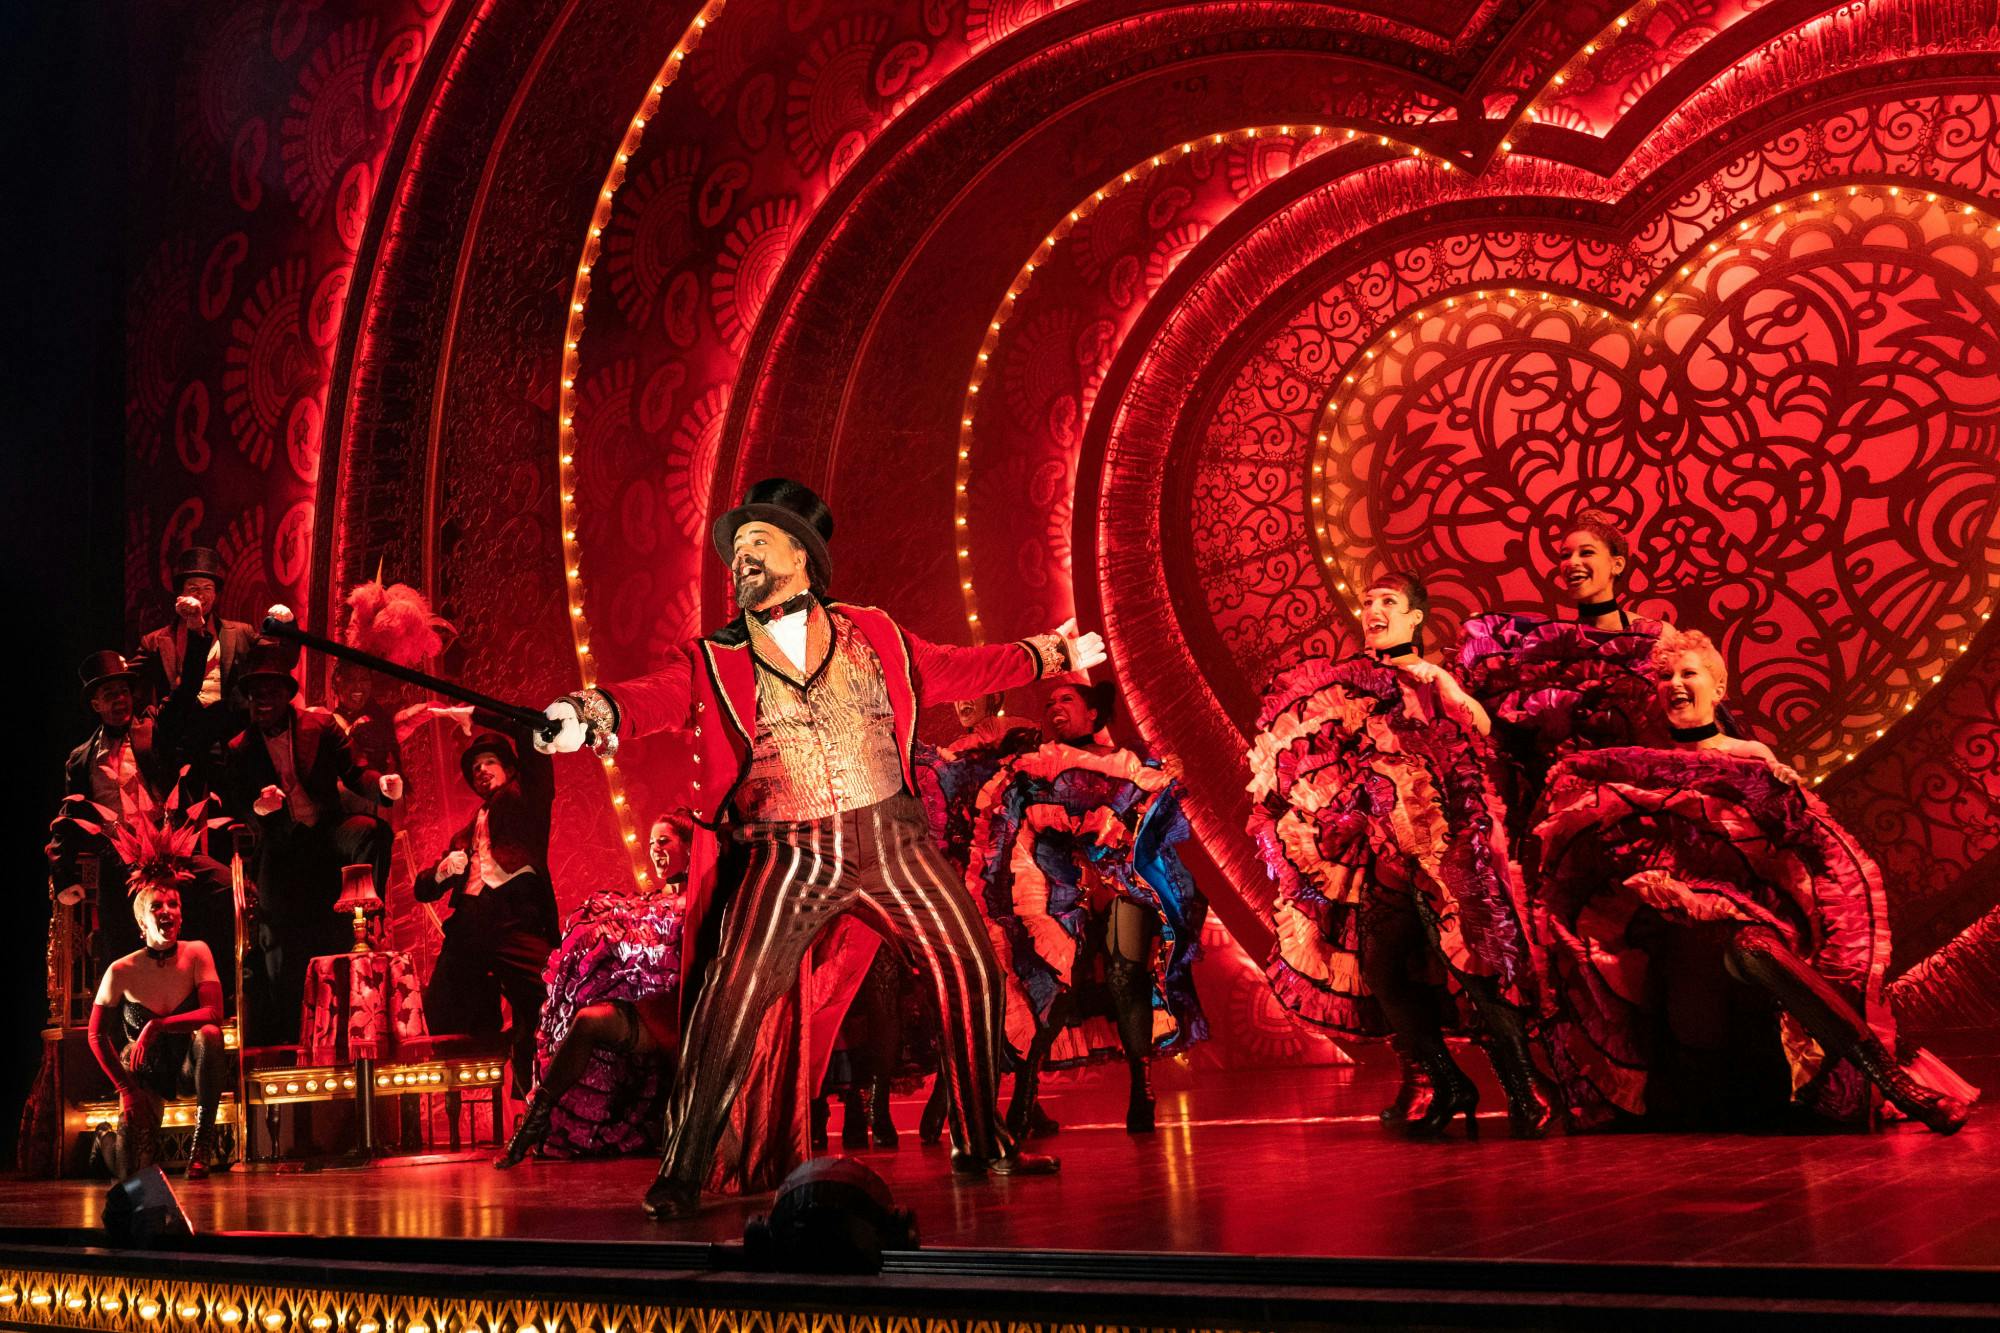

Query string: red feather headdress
[341,580,455,667]
[100,788,231,897]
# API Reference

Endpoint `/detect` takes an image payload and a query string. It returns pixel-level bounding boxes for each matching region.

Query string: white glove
[253,784,286,817]
[1056,617,1108,672]
[378,773,404,802]
[430,704,476,736]
[175,595,205,628]
[538,700,587,754]
[437,849,469,879]
[266,604,294,624]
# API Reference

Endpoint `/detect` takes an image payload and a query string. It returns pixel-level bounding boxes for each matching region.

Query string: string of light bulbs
[1501,0,1663,152]
[556,4,729,889]
[953,123,1452,643]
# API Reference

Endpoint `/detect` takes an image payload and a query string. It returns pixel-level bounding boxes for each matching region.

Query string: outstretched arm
[908,617,1106,708]
[539,649,693,753]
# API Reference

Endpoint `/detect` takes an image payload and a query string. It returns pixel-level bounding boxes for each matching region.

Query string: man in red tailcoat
[540,478,1104,1218]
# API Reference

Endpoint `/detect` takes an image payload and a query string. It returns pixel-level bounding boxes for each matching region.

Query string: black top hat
[172,546,226,591]
[460,731,519,787]
[711,478,834,591]
[235,637,299,691]
[79,651,140,706]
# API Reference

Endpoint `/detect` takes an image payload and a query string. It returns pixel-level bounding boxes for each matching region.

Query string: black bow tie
[755,592,814,623]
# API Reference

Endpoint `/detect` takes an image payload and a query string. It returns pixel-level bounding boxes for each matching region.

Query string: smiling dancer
[1532,628,1974,1134]
[87,805,229,1180]
[538,477,1102,1218]
[968,679,1208,1138]
[493,810,691,1169]
[416,710,560,1096]
[1456,510,1678,836]
[1247,573,1553,1138]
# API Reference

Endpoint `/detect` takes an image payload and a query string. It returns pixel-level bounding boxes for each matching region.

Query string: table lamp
[333,864,383,953]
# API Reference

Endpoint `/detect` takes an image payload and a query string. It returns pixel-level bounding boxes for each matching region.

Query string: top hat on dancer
[173,546,227,594]
[459,730,519,795]
[711,478,835,593]
[79,650,141,708]
[236,640,303,739]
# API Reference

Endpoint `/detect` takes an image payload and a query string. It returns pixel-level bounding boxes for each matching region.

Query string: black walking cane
[260,616,562,743]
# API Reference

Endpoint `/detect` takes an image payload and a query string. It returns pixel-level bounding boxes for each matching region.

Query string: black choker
[1573,598,1621,619]
[1669,722,1720,742]
[144,942,178,964]
[1375,643,1417,660]
[754,591,814,623]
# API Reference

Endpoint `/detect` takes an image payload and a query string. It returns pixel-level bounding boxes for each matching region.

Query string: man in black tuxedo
[130,546,258,798]
[415,713,559,1092]
[222,639,401,1044]
[50,651,215,974]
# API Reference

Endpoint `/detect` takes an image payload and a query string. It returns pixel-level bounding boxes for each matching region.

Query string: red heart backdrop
[118,0,2000,1048]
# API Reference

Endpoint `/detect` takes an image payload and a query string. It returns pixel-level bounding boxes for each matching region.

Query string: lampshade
[333,864,382,914]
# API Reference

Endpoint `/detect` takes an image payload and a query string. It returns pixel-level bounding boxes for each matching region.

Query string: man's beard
[734,564,775,609]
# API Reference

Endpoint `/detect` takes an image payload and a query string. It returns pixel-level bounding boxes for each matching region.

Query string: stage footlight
[743,1157,918,1274]
[103,1167,194,1247]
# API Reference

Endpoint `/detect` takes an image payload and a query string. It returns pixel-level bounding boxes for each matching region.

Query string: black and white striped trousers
[657,792,1011,1186]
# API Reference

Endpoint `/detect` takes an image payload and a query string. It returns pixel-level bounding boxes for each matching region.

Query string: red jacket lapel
[700,637,756,745]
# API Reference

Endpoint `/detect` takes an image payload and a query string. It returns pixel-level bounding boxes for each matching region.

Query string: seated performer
[540,477,1098,1217]
[1245,573,1554,1138]
[975,679,1208,1138]
[223,637,399,1044]
[417,711,560,1094]
[1456,509,1675,834]
[87,809,229,1180]
[494,810,690,1169]
[130,546,258,799]
[1533,628,1973,1134]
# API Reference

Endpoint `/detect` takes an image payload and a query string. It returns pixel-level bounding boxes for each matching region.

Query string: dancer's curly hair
[1650,626,1727,694]
[1563,507,1631,561]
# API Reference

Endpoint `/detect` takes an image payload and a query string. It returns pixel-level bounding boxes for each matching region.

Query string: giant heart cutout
[1313,188,2000,772]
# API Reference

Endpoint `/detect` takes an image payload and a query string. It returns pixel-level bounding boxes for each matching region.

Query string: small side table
[301,951,432,1158]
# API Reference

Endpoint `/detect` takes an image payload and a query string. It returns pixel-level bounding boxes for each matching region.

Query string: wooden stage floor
[7,1052,1998,1270]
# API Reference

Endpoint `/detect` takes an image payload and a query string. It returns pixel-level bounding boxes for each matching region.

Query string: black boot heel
[1403,1037,1479,1139]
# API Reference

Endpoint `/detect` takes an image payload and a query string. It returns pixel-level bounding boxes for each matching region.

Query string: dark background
[2,3,127,1161]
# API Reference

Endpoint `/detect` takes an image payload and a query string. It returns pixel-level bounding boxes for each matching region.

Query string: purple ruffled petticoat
[1245,654,1545,1037]
[1455,612,1670,835]
[532,890,683,1157]
[1533,746,1974,1127]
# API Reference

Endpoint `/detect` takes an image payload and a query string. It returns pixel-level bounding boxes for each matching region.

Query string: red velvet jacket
[601,600,1064,828]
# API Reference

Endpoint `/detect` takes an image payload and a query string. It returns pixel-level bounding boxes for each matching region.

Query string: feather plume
[106,793,215,897]
[342,580,454,666]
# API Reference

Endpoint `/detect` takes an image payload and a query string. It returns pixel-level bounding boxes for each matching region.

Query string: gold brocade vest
[734,606,906,822]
